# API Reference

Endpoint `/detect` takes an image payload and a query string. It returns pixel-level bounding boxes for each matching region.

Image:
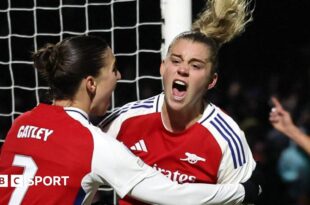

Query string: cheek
[191,74,209,91]
[97,83,113,100]
[93,83,110,103]
[162,67,175,82]
[193,82,207,94]
[91,89,111,115]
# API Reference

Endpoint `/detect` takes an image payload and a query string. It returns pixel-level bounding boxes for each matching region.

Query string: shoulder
[99,94,162,128]
[200,103,241,133]
[13,104,44,124]
[200,104,254,170]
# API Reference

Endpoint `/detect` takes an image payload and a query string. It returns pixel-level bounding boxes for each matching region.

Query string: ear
[207,73,218,90]
[85,76,97,94]
[159,60,165,77]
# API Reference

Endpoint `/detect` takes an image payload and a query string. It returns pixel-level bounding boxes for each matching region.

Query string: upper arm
[217,130,256,183]
[89,127,156,198]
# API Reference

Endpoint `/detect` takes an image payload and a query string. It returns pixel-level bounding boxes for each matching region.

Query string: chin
[166,100,186,112]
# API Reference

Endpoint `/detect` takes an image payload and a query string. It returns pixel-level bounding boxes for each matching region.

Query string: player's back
[0,104,93,205]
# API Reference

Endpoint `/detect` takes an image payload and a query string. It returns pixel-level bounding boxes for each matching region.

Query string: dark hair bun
[32,43,59,78]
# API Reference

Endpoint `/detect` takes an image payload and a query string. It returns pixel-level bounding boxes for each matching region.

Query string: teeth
[174,80,186,86]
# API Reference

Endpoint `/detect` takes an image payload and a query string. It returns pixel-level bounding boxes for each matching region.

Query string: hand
[269,97,295,135]
[269,97,310,155]
[241,163,263,204]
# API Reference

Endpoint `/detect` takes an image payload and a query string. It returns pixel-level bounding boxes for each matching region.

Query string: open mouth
[172,80,187,100]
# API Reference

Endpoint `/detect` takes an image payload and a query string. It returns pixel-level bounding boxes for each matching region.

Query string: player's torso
[112,95,252,205]
[0,104,93,204]
[117,112,223,184]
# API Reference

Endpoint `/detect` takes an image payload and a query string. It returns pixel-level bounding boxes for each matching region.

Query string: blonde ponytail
[192,0,254,46]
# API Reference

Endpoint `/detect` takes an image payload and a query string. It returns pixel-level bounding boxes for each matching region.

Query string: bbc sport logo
[0,175,69,187]
[0,175,8,187]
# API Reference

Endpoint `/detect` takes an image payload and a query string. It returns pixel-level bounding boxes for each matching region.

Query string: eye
[191,64,203,70]
[171,58,181,64]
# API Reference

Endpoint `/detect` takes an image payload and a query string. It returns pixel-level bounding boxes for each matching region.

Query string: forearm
[287,126,310,155]
[129,171,244,205]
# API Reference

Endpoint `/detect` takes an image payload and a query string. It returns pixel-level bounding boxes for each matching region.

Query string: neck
[161,101,204,133]
[53,99,90,114]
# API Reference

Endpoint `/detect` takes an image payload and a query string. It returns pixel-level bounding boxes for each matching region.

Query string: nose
[177,65,189,76]
[117,70,121,80]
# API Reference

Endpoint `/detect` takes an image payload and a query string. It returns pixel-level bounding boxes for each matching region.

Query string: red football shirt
[0,104,93,204]
[0,104,157,205]
[101,93,256,205]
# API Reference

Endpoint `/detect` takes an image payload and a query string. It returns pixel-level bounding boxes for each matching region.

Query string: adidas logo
[130,139,148,152]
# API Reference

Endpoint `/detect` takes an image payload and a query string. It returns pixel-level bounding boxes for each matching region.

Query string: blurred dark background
[0,0,309,204]
[196,1,310,204]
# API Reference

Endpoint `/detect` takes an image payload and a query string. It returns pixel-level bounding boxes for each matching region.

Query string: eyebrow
[170,54,207,64]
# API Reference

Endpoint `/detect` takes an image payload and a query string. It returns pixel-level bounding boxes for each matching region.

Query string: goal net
[0,0,192,140]
[0,0,191,203]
